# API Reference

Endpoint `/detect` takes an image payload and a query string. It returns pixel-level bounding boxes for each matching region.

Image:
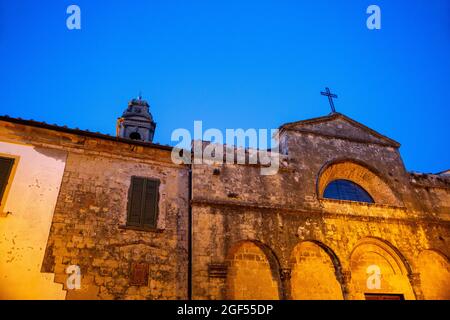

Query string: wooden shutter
[127,177,145,226]
[126,176,159,228]
[0,157,14,206]
[142,179,159,228]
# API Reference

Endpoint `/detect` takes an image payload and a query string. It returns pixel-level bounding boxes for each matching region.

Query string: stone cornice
[191,198,448,225]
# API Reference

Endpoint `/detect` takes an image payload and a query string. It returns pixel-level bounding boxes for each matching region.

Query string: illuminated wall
[226,241,280,300]
[418,250,450,300]
[0,141,67,299]
[349,238,415,300]
[290,241,343,300]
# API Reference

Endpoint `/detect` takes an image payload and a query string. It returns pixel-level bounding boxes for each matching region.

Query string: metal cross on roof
[320,87,338,113]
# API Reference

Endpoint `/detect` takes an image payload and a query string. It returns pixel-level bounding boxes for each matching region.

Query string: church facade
[0,97,449,300]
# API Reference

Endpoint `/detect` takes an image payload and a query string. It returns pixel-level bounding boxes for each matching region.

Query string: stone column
[340,270,352,300]
[280,268,292,300]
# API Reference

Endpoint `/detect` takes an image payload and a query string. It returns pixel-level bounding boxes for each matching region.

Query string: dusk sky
[0,1,449,173]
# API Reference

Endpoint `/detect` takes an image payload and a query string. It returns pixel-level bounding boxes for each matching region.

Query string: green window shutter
[142,179,159,228]
[0,157,14,206]
[127,176,145,226]
[126,176,160,228]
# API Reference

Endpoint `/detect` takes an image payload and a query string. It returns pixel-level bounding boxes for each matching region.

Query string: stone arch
[290,240,344,300]
[417,249,450,300]
[349,237,415,299]
[317,159,402,206]
[225,240,281,300]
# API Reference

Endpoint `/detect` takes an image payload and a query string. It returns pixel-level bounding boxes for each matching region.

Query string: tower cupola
[116,95,156,142]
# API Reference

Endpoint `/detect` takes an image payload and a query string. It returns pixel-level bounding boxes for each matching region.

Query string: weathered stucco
[0,140,67,299]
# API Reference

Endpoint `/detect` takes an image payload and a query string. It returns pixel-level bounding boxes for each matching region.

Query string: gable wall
[289,117,392,145]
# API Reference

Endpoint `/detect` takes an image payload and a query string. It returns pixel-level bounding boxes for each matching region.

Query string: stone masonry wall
[0,120,189,300]
[43,150,189,299]
[191,125,450,300]
[1,117,448,300]
[192,201,449,299]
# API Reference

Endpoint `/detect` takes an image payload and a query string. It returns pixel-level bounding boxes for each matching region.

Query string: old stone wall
[0,120,190,300]
[409,172,450,216]
[1,116,448,300]
[191,202,449,300]
[191,126,450,300]
[43,151,189,299]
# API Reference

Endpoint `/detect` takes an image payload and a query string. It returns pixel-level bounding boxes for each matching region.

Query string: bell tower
[116,95,156,143]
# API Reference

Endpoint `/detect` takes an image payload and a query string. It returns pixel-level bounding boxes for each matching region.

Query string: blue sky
[0,0,449,173]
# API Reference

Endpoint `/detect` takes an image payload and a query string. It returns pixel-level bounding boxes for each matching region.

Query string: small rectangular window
[0,156,15,206]
[364,293,404,300]
[126,176,160,229]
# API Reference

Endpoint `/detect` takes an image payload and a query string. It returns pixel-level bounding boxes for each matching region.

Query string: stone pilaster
[280,268,292,300]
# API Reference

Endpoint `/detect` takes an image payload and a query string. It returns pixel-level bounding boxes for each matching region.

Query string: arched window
[323,179,374,203]
[129,132,142,140]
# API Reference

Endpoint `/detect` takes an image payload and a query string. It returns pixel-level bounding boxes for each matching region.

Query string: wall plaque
[130,262,149,286]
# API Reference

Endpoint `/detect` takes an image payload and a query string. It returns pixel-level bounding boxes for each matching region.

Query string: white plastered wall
[0,141,67,299]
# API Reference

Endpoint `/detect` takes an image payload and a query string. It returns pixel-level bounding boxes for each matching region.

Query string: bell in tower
[116,95,156,143]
